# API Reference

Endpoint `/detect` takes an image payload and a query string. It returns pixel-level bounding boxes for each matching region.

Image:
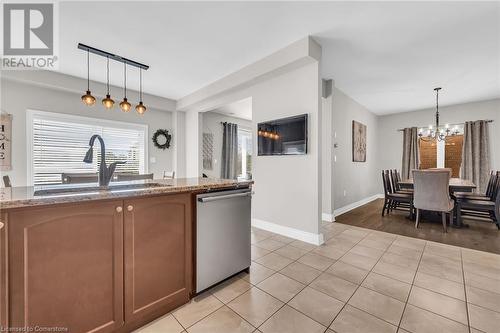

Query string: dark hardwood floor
[335,198,500,254]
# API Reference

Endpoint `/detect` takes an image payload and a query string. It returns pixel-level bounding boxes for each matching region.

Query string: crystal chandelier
[418,87,459,142]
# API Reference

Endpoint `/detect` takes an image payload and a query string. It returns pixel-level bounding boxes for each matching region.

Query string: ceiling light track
[78,43,149,115]
[77,43,149,70]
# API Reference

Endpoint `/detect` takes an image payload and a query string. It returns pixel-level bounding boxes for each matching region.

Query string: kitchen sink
[34,182,167,196]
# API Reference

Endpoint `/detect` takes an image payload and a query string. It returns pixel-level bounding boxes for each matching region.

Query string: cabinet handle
[127,205,134,212]
[116,206,123,213]
[0,222,4,230]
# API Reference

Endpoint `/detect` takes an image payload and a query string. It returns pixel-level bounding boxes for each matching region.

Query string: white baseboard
[252,218,325,246]
[322,213,335,222]
[334,194,384,217]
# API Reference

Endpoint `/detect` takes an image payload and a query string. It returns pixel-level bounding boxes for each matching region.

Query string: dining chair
[61,172,98,184]
[382,170,413,218]
[454,171,498,201]
[163,171,175,179]
[456,173,500,229]
[413,170,454,232]
[390,169,413,194]
[114,173,154,181]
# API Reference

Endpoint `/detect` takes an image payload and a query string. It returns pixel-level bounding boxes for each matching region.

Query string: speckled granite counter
[0,177,253,210]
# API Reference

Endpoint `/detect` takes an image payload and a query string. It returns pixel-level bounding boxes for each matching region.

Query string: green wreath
[152,129,172,150]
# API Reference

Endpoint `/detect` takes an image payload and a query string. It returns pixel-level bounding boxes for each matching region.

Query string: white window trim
[26,109,149,186]
[237,127,252,180]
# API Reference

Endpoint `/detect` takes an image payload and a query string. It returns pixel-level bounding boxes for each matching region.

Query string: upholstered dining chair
[413,170,454,232]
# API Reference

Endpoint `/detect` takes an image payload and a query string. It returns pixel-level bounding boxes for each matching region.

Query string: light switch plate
[150,156,156,163]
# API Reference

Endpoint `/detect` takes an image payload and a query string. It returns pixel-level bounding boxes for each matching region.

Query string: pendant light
[119,62,131,112]
[81,49,96,106]
[102,56,114,109]
[135,68,147,115]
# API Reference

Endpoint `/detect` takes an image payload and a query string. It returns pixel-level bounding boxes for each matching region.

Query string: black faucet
[83,134,126,187]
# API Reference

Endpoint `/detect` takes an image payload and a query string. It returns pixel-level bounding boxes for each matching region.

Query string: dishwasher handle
[198,191,252,203]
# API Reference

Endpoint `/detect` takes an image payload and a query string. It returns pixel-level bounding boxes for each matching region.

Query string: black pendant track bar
[77,43,149,70]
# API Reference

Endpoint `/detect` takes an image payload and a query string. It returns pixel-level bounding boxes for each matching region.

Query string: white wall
[201,111,252,178]
[180,37,323,244]
[378,98,500,173]
[321,80,334,220]
[332,87,380,210]
[1,79,175,186]
[182,62,323,242]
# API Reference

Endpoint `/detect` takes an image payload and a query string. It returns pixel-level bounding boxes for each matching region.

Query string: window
[27,110,147,186]
[237,128,252,179]
[419,134,464,177]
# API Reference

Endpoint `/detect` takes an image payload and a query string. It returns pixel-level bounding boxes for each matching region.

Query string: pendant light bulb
[102,56,114,109]
[136,101,146,115]
[82,90,96,106]
[120,98,131,112]
[81,50,95,106]
[135,68,147,115]
[103,94,114,109]
[120,62,131,112]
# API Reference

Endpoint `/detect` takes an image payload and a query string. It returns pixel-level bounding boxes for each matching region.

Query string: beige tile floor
[136,222,500,333]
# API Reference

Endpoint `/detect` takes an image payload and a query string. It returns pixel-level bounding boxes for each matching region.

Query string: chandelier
[78,43,149,115]
[418,87,459,142]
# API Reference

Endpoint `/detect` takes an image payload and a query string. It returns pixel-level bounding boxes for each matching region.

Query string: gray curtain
[401,127,420,180]
[221,122,238,179]
[461,120,490,193]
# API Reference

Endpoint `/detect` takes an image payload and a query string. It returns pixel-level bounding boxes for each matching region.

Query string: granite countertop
[0,177,253,210]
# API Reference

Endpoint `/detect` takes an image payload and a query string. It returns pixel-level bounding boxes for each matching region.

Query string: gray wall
[201,111,252,178]
[1,79,175,186]
[332,87,380,210]
[378,98,500,174]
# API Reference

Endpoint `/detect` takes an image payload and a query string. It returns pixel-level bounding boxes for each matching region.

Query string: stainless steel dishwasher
[196,188,252,293]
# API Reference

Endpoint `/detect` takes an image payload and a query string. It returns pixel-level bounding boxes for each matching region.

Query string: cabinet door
[124,194,192,323]
[0,212,7,328]
[8,201,124,333]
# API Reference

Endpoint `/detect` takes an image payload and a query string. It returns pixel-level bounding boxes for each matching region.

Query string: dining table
[399,177,476,193]
[398,178,477,228]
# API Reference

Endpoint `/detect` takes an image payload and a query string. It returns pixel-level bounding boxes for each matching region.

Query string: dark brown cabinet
[124,194,192,324]
[3,193,193,332]
[8,200,124,333]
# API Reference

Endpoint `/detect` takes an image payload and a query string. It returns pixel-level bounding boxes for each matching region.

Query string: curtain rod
[396,119,493,132]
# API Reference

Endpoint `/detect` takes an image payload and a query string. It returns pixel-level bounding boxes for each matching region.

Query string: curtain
[221,122,238,179]
[461,120,490,193]
[401,127,420,180]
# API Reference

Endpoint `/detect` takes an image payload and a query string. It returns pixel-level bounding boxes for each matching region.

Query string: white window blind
[28,111,147,186]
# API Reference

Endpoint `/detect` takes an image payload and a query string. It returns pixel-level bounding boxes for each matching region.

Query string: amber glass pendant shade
[135,101,146,115]
[102,94,114,109]
[120,98,131,112]
[81,90,96,106]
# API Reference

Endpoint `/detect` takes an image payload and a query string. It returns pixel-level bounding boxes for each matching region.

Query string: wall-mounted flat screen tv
[258,114,308,156]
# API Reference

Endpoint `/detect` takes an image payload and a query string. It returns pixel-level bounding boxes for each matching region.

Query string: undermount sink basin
[34,182,166,196]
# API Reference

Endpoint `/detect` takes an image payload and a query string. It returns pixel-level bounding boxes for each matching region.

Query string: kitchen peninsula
[0,178,252,332]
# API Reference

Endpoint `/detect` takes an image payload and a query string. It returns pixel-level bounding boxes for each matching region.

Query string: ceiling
[213,98,252,120]
[58,1,499,114]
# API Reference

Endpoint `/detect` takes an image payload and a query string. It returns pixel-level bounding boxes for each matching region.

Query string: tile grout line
[460,248,472,333]
[253,227,370,332]
[395,238,427,331]
[141,225,498,332]
[322,230,399,330]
